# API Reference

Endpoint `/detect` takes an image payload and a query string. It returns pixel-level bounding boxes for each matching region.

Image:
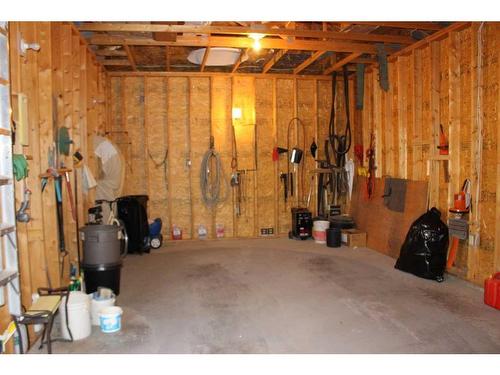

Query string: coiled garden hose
[200,148,229,208]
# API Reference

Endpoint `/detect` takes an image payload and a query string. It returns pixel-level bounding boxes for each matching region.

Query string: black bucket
[83,263,122,296]
[326,228,341,248]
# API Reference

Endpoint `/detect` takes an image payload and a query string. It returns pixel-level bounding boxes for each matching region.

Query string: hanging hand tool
[280,172,288,203]
[230,171,241,216]
[366,131,376,199]
[310,139,317,158]
[63,170,77,222]
[54,176,66,254]
[438,124,449,155]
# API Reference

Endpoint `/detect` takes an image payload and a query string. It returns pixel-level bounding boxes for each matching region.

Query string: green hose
[12,154,28,181]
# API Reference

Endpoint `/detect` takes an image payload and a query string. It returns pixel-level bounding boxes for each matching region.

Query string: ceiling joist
[200,46,211,72]
[99,59,131,66]
[89,35,382,54]
[123,45,137,71]
[263,49,288,74]
[293,50,326,75]
[231,48,249,73]
[348,22,445,30]
[323,52,363,75]
[78,23,416,45]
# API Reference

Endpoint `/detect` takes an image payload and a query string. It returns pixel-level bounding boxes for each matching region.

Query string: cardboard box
[341,229,366,248]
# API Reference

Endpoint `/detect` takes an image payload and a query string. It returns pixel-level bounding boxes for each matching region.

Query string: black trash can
[117,195,150,254]
[326,228,341,248]
[83,263,122,295]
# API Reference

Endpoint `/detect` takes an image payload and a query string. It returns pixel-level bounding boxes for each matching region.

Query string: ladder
[0,22,21,316]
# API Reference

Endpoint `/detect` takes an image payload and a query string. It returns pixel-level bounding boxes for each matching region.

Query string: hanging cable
[148,148,169,192]
[328,65,352,157]
[200,139,229,209]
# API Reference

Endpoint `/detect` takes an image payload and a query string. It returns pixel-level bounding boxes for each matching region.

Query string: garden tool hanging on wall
[57,126,73,157]
[365,131,376,199]
[317,65,352,216]
[286,117,306,204]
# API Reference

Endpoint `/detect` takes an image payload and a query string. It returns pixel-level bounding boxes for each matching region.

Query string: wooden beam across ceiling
[78,23,416,44]
[88,35,382,54]
[349,22,444,30]
[293,50,326,75]
[99,59,131,66]
[263,49,288,74]
[94,49,127,57]
[323,52,363,75]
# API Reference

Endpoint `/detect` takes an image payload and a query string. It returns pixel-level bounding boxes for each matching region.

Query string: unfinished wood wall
[107,73,358,240]
[0,22,106,349]
[360,22,499,285]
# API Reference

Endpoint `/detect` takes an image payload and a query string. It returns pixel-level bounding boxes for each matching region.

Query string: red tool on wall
[438,124,449,155]
[365,132,376,199]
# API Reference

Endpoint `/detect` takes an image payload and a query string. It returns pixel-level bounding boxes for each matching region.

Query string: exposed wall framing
[107,73,358,239]
[0,22,106,349]
[360,22,499,284]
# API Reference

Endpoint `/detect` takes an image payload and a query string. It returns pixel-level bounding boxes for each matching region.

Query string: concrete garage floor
[37,238,500,354]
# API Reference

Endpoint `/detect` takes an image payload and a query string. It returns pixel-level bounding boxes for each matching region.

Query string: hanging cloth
[13,154,29,181]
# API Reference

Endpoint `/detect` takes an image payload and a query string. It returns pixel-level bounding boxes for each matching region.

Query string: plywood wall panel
[189,77,213,238]
[123,77,146,195]
[297,79,317,212]
[255,78,277,232]
[276,79,294,233]
[144,77,169,231]
[211,76,234,238]
[232,76,257,237]
[167,77,192,238]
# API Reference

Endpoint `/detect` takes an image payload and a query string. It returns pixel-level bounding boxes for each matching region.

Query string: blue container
[99,306,123,333]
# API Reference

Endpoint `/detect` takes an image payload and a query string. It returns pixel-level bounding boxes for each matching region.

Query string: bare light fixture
[232,107,242,120]
[19,36,40,56]
[249,33,264,51]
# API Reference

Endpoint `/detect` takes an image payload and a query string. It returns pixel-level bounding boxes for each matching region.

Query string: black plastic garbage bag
[395,207,449,282]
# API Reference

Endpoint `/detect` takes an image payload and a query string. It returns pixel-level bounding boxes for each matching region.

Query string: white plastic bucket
[99,306,123,333]
[59,291,91,341]
[313,220,330,244]
[90,293,116,326]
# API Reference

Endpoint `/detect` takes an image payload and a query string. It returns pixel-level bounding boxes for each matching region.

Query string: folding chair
[11,287,73,354]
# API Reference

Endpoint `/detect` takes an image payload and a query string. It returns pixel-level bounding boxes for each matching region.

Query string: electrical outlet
[260,227,274,236]
[468,233,481,247]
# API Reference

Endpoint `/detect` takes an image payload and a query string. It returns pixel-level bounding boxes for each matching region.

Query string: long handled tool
[64,170,77,222]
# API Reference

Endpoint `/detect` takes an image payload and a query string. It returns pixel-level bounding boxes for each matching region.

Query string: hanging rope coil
[200,147,229,208]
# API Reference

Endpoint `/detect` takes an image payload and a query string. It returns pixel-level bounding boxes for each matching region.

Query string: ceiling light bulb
[249,33,264,51]
[253,39,261,51]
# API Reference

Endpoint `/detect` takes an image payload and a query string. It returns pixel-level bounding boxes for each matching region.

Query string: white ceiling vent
[187,48,247,66]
